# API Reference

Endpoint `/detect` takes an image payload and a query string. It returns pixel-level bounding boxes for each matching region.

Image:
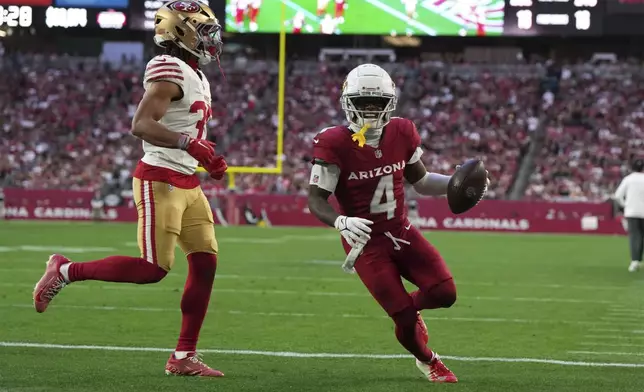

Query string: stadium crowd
[1,53,641,202]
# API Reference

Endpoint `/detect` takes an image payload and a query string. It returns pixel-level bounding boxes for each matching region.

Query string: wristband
[177,135,191,150]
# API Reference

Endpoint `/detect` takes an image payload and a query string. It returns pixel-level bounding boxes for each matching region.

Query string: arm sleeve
[143,56,185,93]
[408,147,423,164]
[412,172,451,196]
[406,119,422,163]
[614,176,628,207]
[309,163,341,193]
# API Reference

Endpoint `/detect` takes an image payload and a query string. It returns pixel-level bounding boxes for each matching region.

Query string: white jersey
[320,16,336,34]
[403,0,417,13]
[141,55,212,175]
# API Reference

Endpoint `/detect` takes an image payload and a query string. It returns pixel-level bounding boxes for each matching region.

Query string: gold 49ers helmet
[154,1,223,65]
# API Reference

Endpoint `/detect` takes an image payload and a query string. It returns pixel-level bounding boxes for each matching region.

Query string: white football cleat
[628,261,641,273]
[415,354,458,383]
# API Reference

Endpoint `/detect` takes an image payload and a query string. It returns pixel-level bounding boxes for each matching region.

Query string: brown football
[447,159,487,214]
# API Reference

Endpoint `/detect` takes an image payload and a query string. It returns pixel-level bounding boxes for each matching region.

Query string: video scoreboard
[0,0,213,30]
[0,1,642,35]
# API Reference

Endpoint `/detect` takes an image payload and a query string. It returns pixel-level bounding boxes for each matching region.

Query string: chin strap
[351,123,371,147]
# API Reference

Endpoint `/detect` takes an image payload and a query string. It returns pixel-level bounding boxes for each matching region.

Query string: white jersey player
[402,0,417,18]
[140,54,213,175]
[317,0,330,16]
[32,0,229,379]
[320,14,336,34]
[292,11,305,33]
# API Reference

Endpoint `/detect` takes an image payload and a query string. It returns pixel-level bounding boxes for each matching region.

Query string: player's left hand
[183,137,217,167]
[455,165,491,194]
[205,155,228,180]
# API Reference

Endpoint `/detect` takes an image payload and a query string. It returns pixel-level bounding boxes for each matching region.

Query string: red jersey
[312,117,421,234]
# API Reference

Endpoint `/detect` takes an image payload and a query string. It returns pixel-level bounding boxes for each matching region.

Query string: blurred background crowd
[1,27,642,205]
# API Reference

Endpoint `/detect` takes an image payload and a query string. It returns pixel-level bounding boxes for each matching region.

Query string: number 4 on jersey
[370,174,396,220]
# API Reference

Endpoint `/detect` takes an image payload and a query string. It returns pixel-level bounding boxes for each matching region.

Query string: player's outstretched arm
[405,159,491,197]
[404,160,451,196]
[131,81,186,149]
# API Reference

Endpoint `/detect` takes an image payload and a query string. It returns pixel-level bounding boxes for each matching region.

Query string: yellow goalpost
[197,2,287,189]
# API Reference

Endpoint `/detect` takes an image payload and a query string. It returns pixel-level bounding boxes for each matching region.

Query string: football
[447,159,488,214]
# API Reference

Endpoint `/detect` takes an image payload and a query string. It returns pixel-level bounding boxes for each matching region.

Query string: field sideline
[1,221,643,391]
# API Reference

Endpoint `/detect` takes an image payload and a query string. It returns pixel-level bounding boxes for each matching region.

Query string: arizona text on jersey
[312,117,422,234]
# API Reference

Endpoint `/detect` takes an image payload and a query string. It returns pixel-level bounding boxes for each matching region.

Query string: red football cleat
[416,312,429,346]
[33,254,70,313]
[165,353,224,377]
[416,354,458,383]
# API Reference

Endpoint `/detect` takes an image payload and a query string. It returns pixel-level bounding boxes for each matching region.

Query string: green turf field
[226,0,504,36]
[1,221,643,391]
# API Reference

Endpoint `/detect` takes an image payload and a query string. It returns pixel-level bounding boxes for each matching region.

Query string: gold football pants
[132,178,218,271]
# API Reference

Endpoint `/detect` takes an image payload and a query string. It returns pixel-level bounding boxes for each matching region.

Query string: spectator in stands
[2,53,642,203]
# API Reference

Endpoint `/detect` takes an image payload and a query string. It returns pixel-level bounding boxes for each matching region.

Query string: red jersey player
[308,64,489,383]
[33,1,227,377]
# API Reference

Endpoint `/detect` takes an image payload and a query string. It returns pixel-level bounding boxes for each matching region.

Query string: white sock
[59,263,72,283]
[174,351,191,359]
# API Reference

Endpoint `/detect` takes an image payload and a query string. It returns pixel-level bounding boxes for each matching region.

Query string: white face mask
[343,95,396,131]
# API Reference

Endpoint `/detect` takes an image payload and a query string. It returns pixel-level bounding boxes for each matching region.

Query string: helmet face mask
[194,22,223,63]
[153,1,223,65]
[341,64,397,130]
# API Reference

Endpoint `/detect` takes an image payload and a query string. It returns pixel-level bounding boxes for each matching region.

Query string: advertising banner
[3,188,626,235]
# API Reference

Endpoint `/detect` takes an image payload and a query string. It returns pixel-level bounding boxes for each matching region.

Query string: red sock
[335,1,344,18]
[175,252,218,353]
[393,307,434,362]
[68,256,167,284]
[411,278,457,310]
[235,8,244,24]
[249,6,259,22]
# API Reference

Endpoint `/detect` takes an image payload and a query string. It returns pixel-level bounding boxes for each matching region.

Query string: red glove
[204,155,228,180]
[180,136,216,166]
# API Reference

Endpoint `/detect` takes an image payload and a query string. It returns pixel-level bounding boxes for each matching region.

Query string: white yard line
[0,282,621,305]
[0,303,636,328]
[364,0,437,35]
[583,335,644,341]
[0,246,117,253]
[1,265,636,294]
[588,328,638,333]
[600,317,644,323]
[579,342,644,348]
[281,0,318,21]
[1,341,644,367]
[569,350,644,358]
[122,234,338,246]
[606,311,644,318]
